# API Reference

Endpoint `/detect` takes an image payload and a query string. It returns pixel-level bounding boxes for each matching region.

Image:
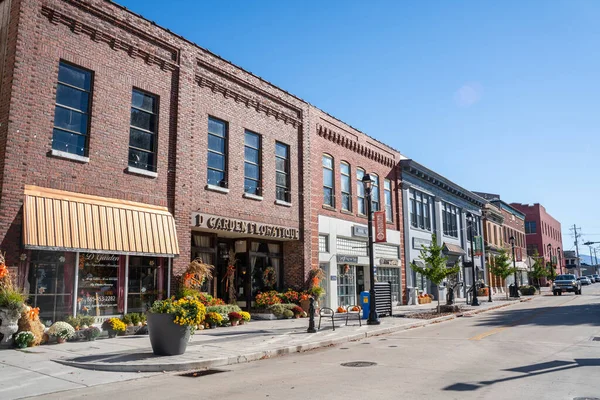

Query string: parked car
[593,274,600,282]
[586,275,596,283]
[578,277,591,285]
[553,274,581,295]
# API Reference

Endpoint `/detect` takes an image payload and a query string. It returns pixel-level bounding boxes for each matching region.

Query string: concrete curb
[54,297,533,373]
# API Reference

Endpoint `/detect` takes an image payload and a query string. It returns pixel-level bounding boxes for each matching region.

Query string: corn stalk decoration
[182,258,215,290]
[221,248,237,305]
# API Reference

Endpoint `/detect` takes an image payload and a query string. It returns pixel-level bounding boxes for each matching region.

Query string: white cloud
[454,82,483,107]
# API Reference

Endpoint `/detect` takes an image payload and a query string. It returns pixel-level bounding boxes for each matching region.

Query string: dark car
[553,274,581,295]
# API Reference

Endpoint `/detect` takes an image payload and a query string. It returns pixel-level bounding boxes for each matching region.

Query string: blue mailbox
[360,291,370,319]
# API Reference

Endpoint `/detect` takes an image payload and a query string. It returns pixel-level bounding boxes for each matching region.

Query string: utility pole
[572,224,582,277]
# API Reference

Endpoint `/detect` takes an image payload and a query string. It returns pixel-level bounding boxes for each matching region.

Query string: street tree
[528,252,548,294]
[546,261,557,282]
[489,248,517,299]
[410,234,460,313]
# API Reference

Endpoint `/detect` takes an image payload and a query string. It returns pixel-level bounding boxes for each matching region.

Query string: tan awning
[23,185,179,257]
[443,243,466,256]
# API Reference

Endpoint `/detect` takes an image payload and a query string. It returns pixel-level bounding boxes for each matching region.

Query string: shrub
[84,327,101,341]
[255,291,282,308]
[268,303,297,318]
[47,321,75,339]
[239,311,251,322]
[102,318,126,333]
[280,289,300,304]
[228,311,242,320]
[121,314,132,325]
[291,305,303,315]
[79,316,95,327]
[14,331,34,348]
[63,316,81,329]
[129,313,141,325]
[206,304,242,315]
[282,309,294,319]
[519,285,537,295]
[205,312,223,326]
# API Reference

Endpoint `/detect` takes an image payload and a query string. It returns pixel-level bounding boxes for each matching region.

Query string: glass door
[337,264,356,307]
[127,256,159,313]
[28,251,73,324]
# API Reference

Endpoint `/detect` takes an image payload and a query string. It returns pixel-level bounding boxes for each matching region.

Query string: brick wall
[0,0,312,285]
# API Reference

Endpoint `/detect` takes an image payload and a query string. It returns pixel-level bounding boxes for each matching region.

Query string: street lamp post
[362,173,380,325]
[556,247,562,275]
[509,236,520,298]
[547,243,553,280]
[466,213,479,306]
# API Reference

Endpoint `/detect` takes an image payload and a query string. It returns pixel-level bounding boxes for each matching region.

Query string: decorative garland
[263,267,276,287]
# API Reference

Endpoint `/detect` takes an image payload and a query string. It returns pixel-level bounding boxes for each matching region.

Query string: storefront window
[250,242,282,296]
[127,256,159,313]
[77,253,119,317]
[337,264,356,307]
[28,251,73,323]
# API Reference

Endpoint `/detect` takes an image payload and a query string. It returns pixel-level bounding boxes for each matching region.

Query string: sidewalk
[14,295,532,374]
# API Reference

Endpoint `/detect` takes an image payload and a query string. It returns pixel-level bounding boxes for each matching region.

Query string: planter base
[147,313,191,356]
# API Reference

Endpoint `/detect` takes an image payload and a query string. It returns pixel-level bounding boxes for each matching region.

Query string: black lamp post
[509,236,520,298]
[547,243,553,279]
[362,173,380,325]
[556,247,562,275]
[466,213,479,306]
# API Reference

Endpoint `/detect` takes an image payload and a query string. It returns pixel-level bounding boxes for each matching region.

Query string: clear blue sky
[118,0,600,253]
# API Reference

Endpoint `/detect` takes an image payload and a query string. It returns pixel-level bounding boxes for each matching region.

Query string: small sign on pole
[374,211,387,243]
[474,236,484,256]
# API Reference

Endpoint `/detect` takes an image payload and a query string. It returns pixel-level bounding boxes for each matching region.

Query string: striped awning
[23,185,179,257]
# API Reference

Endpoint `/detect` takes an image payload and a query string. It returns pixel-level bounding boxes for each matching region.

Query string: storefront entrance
[337,264,365,307]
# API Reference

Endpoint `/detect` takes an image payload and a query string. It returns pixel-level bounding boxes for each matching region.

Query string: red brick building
[0,0,405,322]
[510,203,564,277]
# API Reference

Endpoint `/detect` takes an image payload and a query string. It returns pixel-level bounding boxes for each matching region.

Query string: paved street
[17,284,600,400]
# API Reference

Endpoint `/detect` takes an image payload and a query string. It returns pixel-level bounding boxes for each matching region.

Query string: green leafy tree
[410,234,460,312]
[546,261,557,282]
[489,248,517,299]
[529,253,548,293]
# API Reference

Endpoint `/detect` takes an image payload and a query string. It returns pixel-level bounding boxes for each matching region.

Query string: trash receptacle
[360,291,370,319]
[509,284,517,297]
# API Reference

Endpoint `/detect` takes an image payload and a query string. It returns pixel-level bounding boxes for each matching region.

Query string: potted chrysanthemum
[147,297,206,356]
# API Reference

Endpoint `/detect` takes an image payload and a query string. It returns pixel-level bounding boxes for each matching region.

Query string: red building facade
[510,203,564,276]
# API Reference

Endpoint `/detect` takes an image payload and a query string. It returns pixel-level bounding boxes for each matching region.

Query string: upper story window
[275,142,290,202]
[442,202,458,238]
[371,174,380,212]
[384,179,392,222]
[356,168,366,215]
[52,61,93,157]
[340,162,352,212]
[207,117,228,187]
[525,221,536,234]
[322,154,334,207]
[244,130,261,195]
[409,189,431,231]
[129,89,158,172]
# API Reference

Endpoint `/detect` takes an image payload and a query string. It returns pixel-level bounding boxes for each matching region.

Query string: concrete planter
[0,308,20,347]
[147,313,190,356]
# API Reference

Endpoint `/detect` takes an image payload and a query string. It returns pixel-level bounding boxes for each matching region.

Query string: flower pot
[230,319,239,326]
[56,337,66,344]
[294,314,300,319]
[147,312,191,356]
[300,299,310,312]
[107,329,117,339]
[239,320,245,325]
[0,308,20,347]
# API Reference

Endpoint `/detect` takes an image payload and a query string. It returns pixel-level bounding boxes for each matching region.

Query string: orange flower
[28,307,40,320]
[0,264,7,279]
[311,276,320,286]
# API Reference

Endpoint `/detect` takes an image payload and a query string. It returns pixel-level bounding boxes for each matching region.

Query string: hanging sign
[474,236,484,256]
[374,211,387,243]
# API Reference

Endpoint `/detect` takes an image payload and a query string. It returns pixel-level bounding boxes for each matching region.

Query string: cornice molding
[316,124,396,168]
[41,6,178,72]
[195,75,302,128]
[400,160,486,208]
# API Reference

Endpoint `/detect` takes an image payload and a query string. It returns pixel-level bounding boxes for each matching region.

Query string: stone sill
[243,193,263,201]
[322,205,336,212]
[49,149,89,163]
[206,184,230,194]
[275,200,292,207]
[127,166,157,178]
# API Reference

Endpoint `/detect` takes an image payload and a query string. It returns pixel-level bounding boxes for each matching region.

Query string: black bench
[318,305,362,331]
